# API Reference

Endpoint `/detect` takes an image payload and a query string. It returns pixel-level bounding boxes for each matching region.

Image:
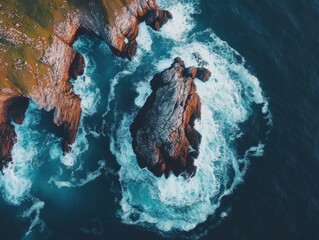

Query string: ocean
[1,0,319,239]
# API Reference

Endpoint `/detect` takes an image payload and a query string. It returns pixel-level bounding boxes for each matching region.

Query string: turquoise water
[0,0,296,239]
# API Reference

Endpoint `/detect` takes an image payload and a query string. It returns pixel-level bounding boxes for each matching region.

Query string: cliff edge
[0,0,172,170]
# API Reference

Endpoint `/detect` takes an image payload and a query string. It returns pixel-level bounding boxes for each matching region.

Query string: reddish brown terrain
[0,0,172,170]
[130,57,211,178]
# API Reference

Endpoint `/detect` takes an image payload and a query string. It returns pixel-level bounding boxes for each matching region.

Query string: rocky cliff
[0,0,172,170]
[130,58,211,178]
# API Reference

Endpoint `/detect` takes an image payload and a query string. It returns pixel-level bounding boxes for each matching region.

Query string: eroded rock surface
[0,0,172,171]
[130,57,211,178]
[0,97,29,171]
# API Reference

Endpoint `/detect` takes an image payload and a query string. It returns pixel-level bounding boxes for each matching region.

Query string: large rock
[130,58,211,178]
[0,97,29,172]
[0,0,172,171]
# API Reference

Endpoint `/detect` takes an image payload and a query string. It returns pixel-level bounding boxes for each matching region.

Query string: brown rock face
[0,123,16,172]
[0,97,29,172]
[71,0,173,60]
[0,0,172,171]
[69,52,85,80]
[196,67,212,82]
[144,9,173,31]
[130,58,211,178]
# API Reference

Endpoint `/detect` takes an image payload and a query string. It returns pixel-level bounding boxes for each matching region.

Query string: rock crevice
[0,97,29,171]
[131,57,211,178]
[0,0,172,170]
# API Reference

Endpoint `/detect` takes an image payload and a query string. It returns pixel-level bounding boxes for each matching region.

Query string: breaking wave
[109,0,272,232]
[0,0,272,236]
[0,36,105,236]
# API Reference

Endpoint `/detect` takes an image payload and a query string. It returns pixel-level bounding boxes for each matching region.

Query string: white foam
[21,198,46,236]
[0,104,40,206]
[48,160,107,188]
[157,0,199,41]
[0,36,105,236]
[104,70,131,117]
[103,23,153,117]
[137,23,153,52]
[0,0,272,235]
[0,104,48,236]
[244,143,265,158]
[110,0,272,232]
[52,37,101,169]
[134,80,152,107]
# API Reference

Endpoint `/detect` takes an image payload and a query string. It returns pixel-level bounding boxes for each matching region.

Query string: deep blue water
[1,0,319,239]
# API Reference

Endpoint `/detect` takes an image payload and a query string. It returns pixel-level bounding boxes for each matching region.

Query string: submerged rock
[0,0,172,170]
[130,57,211,178]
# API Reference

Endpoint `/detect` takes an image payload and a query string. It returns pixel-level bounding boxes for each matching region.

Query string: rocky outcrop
[0,97,29,172]
[144,9,173,31]
[0,0,172,171]
[69,52,85,80]
[130,58,211,178]
[71,0,172,60]
[0,123,16,172]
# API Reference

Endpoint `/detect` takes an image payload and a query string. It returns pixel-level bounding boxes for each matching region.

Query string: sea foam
[0,35,104,236]
[109,0,272,232]
[0,104,40,206]
[0,0,272,236]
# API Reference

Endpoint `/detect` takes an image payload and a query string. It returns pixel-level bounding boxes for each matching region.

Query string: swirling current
[0,0,273,238]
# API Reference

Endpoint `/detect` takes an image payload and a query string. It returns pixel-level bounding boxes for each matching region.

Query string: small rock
[196,67,211,82]
[145,9,173,31]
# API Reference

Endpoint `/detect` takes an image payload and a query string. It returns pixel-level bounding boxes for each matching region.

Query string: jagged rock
[69,52,85,80]
[130,57,211,178]
[196,67,212,82]
[0,0,172,170]
[0,97,29,173]
[0,122,16,173]
[144,9,173,31]
[9,97,29,125]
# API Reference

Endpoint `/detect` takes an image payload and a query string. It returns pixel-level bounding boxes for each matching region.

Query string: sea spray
[0,0,272,236]
[22,198,46,237]
[49,160,111,188]
[109,0,272,232]
[103,23,154,118]
[0,104,40,205]
[0,103,49,236]
[48,36,106,184]
[0,36,105,236]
